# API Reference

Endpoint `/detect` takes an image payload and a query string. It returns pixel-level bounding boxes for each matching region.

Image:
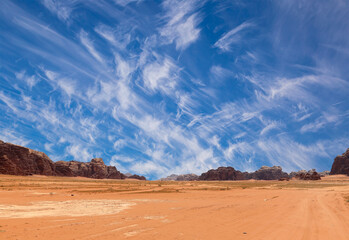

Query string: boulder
[198,167,245,181]
[330,149,349,176]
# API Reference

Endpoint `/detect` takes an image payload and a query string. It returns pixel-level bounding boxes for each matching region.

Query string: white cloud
[114,0,142,7]
[66,144,94,162]
[214,21,253,52]
[111,154,134,163]
[260,121,280,135]
[224,141,253,161]
[130,160,169,177]
[113,139,126,150]
[160,0,202,50]
[94,24,132,51]
[79,30,104,63]
[0,129,31,147]
[15,71,39,90]
[42,0,75,22]
[300,113,338,133]
[142,57,178,95]
[257,136,332,171]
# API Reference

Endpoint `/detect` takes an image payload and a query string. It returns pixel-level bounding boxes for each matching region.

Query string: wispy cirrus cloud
[1,0,349,180]
[41,0,76,22]
[159,0,203,50]
[214,21,253,52]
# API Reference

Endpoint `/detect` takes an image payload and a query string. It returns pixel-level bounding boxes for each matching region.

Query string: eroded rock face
[295,171,321,180]
[0,140,55,176]
[126,174,146,180]
[54,158,125,179]
[247,166,289,180]
[0,140,125,179]
[198,167,245,181]
[330,149,349,176]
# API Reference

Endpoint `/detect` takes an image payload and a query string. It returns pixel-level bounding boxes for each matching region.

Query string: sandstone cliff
[0,140,132,180]
[330,148,349,176]
[198,167,245,181]
[54,158,125,179]
[0,140,55,176]
[247,166,289,180]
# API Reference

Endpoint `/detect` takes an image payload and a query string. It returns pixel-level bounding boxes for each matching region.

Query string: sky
[1,0,349,180]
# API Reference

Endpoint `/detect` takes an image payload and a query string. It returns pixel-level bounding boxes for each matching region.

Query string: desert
[2,1,349,239]
[1,174,349,240]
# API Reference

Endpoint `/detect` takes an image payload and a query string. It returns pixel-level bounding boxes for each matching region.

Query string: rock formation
[289,169,321,180]
[295,171,321,180]
[160,174,198,181]
[247,166,289,180]
[318,171,330,177]
[0,140,55,176]
[0,140,128,179]
[54,158,125,179]
[330,148,349,176]
[198,167,245,181]
[126,174,146,180]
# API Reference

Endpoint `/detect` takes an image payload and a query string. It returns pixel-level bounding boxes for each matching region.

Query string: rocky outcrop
[160,174,198,181]
[295,171,321,180]
[199,167,245,181]
[247,166,289,180]
[0,140,55,176]
[126,174,146,180]
[290,169,321,180]
[330,149,349,176]
[319,171,330,177]
[53,158,125,179]
[0,140,125,179]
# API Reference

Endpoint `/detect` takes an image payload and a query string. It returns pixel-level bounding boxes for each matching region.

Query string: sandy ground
[0,175,349,240]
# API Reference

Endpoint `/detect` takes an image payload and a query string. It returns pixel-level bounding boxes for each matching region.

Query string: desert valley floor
[1,175,349,240]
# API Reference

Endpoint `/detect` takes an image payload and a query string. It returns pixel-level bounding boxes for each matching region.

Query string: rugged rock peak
[91,158,104,164]
[199,167,245,181]
[330,148,349,176]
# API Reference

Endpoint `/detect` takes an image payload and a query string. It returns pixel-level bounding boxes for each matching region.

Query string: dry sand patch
[1,175,349,239]
[0,199,136,218]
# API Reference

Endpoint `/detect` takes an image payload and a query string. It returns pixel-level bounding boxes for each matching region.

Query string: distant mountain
[160,174,198,181]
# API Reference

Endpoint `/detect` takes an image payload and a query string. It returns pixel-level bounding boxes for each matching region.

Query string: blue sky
[1,0,349,179]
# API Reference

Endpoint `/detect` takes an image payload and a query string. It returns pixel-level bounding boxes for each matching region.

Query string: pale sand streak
[0,200,136,218]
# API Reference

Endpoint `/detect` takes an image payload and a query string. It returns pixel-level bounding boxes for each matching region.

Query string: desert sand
[0,175,349,240]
